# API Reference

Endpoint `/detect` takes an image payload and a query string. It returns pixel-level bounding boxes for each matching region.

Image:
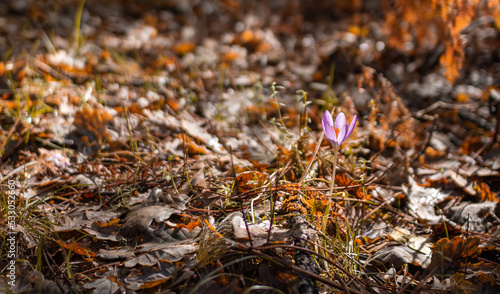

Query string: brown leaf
[73,106,113,150]
[120,205,178,238]
[430,236,482,275]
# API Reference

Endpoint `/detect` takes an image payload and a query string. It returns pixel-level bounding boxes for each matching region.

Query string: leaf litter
[1,0,500,293]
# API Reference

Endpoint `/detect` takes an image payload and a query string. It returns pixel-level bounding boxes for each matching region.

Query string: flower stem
[322,146,338,234]
[329,147,338,199]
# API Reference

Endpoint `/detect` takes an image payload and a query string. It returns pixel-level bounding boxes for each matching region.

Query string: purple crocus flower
[322,111,357,148]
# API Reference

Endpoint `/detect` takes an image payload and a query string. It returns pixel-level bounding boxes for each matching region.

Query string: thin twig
[267,159,292,244]
[369,128,406,163]
[41,241,72,293]
[233,242,366,294]
[299,131,324,185]
[230,146,254,247]
[411,115,437,165]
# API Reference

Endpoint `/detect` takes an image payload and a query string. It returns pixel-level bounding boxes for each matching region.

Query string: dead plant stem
[298,131,323,185]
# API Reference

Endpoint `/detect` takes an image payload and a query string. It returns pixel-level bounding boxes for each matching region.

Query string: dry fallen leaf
[403,177,450,224]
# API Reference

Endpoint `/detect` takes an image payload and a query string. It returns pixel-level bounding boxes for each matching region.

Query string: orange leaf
[55,240,96,257]
[335,173,368,200]
[236,171,268,192]
[222,51,239,62]
[173,42,195,54]
[431,236,482,272]
[461,135,483,154]
[178,133,208,155]
[140,278,172,289]
[241,29,257,43]
[277,271,298,283]
[73,106,112,147]
[440,46,462,84]
[169,217,202,231]
[129,102,143,115]
[95,218,121,228]
[474,182,497,202]
[456,92,470,103]
[167,98,180,111]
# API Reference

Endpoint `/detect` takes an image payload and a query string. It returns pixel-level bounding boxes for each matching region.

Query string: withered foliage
[1,0,500,293]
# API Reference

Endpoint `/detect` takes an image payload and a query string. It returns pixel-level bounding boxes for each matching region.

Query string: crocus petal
[323,123,336,143]
[345,114,357,140]
[334,112,346,131]
[322,111,337,144]
[328,137,338,146]
[329,132,338,145]
[337,124,348,145]
[323,110,334,128]
[324,123,338,145]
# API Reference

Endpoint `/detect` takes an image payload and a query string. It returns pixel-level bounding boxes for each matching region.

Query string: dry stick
[369,128,406,164]
[78,262,122,280]
[396,272,416,294]
[0,129,26,164]
[296,239,390,289]
[365,161,396,186]
[266,168,280,245]
[30,56,72,81]
[41,241,72,293]
[393,267,414,294]
[252,126,276,155]
[411,115,437,165]
[181,131,198,195]
[229,146,254,248]
[1,111,21,151]
[410,265,441,294]
[468,101,500,161]
[266,159,292,244]
[494,96,500,144]
[258,119,287,152]
[359,197,390,224]
[257,244,362,284]
[1,161,39,183]
[232,157,393,204]
[339,277,351,294]
[298,131,324,185]
[233,242,365,294]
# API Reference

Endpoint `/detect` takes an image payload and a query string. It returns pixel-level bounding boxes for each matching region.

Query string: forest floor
[1,0,500,293]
